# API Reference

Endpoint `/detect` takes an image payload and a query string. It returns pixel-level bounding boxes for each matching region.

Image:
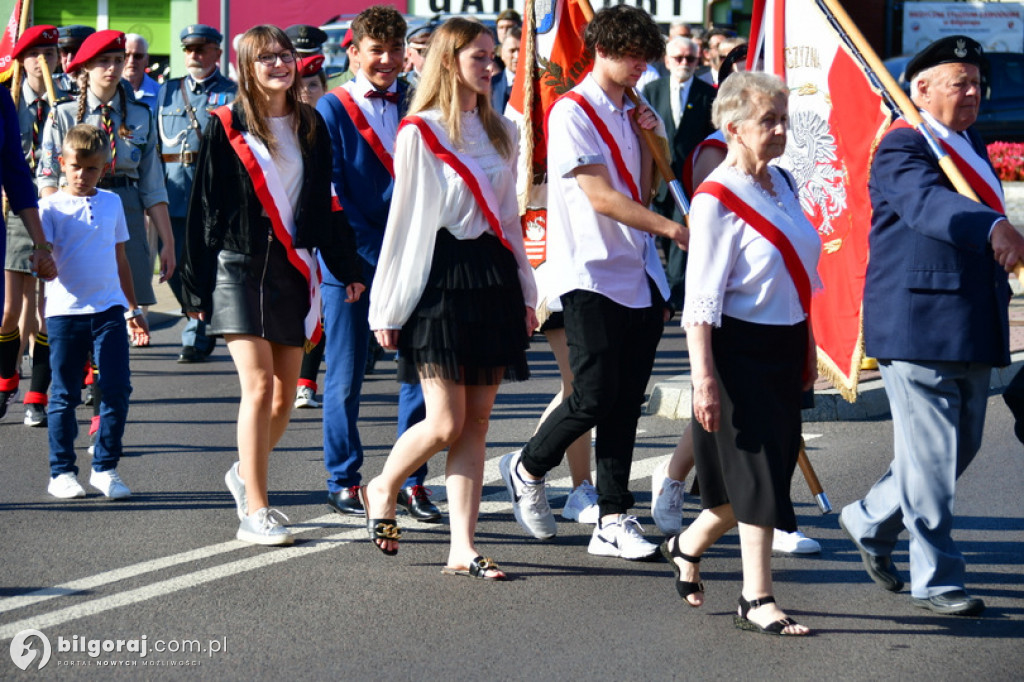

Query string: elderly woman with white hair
[660,71,820,636]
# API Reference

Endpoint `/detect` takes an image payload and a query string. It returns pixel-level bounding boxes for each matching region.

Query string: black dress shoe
[397,485,442,523]
[839,513,905,592]
[177,346,205,364]
[327,487,365,516]
[911,590,985,616]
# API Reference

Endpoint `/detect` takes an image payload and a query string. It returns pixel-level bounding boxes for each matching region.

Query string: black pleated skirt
[208,219,309,348]
[692,315,807,531]
[397,229,530,386]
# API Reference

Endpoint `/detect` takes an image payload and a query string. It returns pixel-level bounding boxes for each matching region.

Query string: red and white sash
[695,178,812,318]
[888,116,1005,213]
[330,86,395,178]
[557,91,642,203]
[399,115,514,253]
[212,107,323,347]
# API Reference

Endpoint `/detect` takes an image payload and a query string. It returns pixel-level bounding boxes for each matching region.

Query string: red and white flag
[506,0,592,282]
[748,0,892,401]
[0,0,24,82]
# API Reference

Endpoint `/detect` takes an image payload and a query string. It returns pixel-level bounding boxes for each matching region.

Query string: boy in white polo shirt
[41,124,147,500]
[501,6,688,559]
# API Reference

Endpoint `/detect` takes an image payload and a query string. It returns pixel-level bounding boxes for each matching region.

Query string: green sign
[31,0,171,55]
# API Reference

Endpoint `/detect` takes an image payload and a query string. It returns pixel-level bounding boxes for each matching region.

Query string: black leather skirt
[207,220,309,348]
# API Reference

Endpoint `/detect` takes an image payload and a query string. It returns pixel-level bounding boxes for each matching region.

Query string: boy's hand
[158,242,176,283]
[344,282,366,303]
[127,316,150,347]
[30,250,58,280]
[631,103,659,131]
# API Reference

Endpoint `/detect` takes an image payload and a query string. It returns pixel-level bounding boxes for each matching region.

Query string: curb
[648,352,1024,422]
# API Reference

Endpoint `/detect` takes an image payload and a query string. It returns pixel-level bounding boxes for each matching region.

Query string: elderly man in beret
[840,35,1024,617]
[156,24,237,363]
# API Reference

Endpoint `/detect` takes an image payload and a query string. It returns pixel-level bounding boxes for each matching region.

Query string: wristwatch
[124,307,144,321]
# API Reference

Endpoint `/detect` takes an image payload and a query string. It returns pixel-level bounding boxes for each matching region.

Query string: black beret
[57,25,96,51]
[285,24,327,53]
[905,35,987,83]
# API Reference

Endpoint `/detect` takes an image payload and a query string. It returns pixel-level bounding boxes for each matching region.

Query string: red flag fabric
[748,0,891,402]
[0,0,24,82]
[507,0,592,280]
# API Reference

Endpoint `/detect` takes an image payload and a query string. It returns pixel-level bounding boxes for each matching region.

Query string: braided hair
[76,70,131,140]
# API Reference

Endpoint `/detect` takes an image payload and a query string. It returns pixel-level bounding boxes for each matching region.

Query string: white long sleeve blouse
[682,164,822,328]
[368,109,537,330]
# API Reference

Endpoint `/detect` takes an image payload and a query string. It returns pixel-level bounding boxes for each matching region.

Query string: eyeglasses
[669,54,698,63]
[255,51,296,66]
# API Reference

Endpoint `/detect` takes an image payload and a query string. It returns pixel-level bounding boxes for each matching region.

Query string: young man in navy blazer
[316,6,440,522]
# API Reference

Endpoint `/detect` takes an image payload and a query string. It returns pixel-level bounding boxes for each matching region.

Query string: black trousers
[521,285,664,516]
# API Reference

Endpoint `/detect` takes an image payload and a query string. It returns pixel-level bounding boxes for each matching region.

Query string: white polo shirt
[545,74,669,309]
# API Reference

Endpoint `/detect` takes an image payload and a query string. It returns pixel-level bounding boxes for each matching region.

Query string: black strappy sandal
[660,535,705,606]
[734,595,809,636]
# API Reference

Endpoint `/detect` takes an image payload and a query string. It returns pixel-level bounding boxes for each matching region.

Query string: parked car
[883,52,1024,143]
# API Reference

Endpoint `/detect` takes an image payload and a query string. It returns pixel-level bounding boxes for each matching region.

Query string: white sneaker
[651,460,685,535]
[588,514,659,560]
[772,529,821,555]
[48,472,86,499]
[294,386,320,409]
[225,462,247,520]
[89,468,132,499]
[237,508,294,546]
[499,450,556,539]
[562,480,599,524]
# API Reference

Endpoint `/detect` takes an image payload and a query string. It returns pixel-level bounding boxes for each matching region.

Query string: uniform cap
[66,30,126,73]
[57,25,95,52]
[12,25,59,60]
[285,24,328,53]
[180,24,223,47]
[298,54,325,77]
[905,35,987,83]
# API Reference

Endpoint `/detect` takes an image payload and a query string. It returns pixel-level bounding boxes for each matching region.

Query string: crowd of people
[1,3,1020,635]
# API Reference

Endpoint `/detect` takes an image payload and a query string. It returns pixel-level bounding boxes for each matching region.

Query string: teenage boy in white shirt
[501,5,687,560]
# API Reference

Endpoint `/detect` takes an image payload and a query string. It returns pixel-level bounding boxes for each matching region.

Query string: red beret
[12,25,59,61]
[298,54,324,77]
[341,28,353,49]
[66,29,125,73]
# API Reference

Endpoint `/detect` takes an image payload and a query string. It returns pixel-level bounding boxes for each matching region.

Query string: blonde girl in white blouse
[365,18,537,579]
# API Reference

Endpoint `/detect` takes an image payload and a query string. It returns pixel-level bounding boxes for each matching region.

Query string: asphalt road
[1,313,1022,680]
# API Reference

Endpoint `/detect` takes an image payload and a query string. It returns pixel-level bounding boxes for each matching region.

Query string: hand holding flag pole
[818,0,1024,281]
[574,0,690,221]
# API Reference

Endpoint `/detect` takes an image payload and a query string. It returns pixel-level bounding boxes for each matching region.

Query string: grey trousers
[841,360,989,598]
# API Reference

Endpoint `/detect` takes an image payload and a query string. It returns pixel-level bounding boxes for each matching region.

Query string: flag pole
[818,0,1024,280]
[575,0,690,221]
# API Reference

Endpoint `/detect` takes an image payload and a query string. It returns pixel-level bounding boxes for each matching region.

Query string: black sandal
[441,556,506,581]
[734,595,809,636]
[660,535,704,606]
[360,487,400,556]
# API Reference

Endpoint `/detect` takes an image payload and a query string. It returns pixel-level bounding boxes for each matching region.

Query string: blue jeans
[321,280,425,492]
[47,306,132,476]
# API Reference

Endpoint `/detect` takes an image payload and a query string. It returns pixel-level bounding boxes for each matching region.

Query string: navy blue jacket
[863,124,1011,367]
[315,81,409,283]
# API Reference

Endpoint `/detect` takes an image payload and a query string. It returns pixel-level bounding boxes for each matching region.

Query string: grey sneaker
[588,515,659,560]
[89,468,132,499]
[499,450,556,539]
[651,460,685,535]
[237,508,294,546]
[294,386,320,409]
[562,480,599,524]
[225,462,247,520]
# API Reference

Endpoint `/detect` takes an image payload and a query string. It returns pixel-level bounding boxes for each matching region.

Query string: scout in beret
[297,54,327,106]
[12,25,60,61]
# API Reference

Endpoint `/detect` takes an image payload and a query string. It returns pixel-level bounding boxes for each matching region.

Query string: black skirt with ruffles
[397,228,530,386]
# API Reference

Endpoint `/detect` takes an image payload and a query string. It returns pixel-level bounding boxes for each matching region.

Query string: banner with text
[903,1,1024,53]
[407,0,703,24]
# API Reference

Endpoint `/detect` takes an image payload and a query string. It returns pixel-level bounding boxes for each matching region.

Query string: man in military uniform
[156,24,236,363]
[55,25,95,94]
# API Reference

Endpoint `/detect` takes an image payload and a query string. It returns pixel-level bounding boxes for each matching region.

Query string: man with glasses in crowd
[124,34,160,109]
